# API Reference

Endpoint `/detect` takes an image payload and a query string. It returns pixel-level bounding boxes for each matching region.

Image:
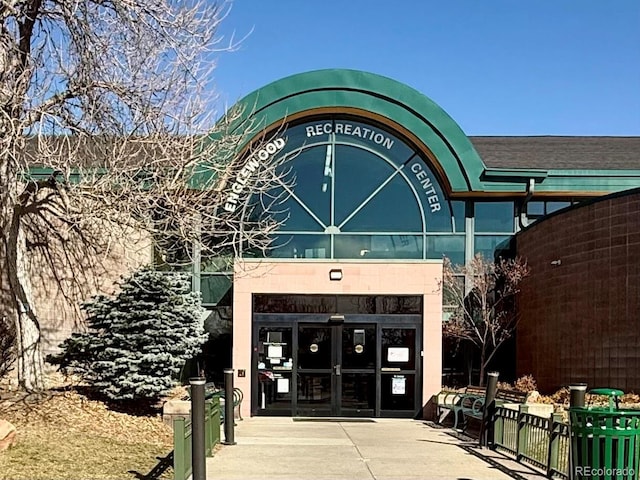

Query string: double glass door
[297,323,376,416]
[254,317,421,417]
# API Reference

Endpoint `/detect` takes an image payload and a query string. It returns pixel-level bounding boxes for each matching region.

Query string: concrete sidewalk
[206,417,547,480]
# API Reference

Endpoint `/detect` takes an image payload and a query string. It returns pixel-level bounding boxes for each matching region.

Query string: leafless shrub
[442,253,531,385]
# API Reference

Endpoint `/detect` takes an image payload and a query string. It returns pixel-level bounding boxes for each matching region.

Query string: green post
[173,417,187,480]
[204,401,212,456]
[212,397,221,448]
[547,412,564,477]
[517,405,529,461]
[494,410,504,447]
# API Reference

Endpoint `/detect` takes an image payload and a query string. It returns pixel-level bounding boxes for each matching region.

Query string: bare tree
[1,1,290,390]
[442,254,530,386]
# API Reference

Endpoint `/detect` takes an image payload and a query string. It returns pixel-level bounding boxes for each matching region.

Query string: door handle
[333,364,341,376]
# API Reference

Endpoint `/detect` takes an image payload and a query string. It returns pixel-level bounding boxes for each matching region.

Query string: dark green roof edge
[223,69,486,192]
[218,69,640,195]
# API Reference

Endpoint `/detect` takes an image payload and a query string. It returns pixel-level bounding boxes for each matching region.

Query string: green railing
[494,405,569,478]
[173,398,221,480]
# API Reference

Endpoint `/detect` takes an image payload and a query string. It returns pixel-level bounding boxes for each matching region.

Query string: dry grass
[0,388,174,480]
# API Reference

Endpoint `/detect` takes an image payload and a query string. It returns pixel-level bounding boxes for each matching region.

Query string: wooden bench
[436,386,529,431]
[495,388,529,405]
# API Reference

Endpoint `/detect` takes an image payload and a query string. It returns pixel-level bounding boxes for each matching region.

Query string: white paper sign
[277,378,290,394]
[387,347,410,363]
[268,345,283,359]
[392,376,406,395]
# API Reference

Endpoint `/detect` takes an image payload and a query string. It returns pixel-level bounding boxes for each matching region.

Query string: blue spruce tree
[49,267,208,403]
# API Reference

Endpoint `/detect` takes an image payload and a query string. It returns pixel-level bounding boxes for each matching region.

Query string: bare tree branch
[1,0,290,390]
[441,254,530,385]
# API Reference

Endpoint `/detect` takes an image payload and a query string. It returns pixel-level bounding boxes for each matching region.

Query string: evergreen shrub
[48,267,208,402]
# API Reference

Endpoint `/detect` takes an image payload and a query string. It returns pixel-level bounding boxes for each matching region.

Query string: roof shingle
[469,136,640,170]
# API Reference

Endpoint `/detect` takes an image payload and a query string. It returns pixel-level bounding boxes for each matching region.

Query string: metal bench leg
[438,407,452,424]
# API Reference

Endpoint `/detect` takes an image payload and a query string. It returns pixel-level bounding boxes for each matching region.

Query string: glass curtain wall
[255,117,467,262]
[190,116,539,304]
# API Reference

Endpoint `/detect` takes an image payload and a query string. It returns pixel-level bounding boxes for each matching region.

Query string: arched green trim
[224,69,486,193]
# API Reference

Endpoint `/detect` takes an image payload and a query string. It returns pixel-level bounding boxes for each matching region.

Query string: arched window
[251,116,465,261]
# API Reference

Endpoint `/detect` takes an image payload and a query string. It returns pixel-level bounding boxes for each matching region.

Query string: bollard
[568,384,586,480]
[569,384,587,408]
[480,371,499,448]
[190,377,206,480]
[223,368,236,445]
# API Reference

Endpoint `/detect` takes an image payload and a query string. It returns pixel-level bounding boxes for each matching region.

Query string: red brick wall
[516,189,640,393]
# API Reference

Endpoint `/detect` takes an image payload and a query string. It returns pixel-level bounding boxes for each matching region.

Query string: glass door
[297,324,334,416]
[340,324,376,416]
[380,327,419,417]
[256,326,294,415]
[253,312,421,418]
[296,323,376,416]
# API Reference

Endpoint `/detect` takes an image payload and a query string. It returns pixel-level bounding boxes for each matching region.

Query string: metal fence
[173,398,221,480]
[494,406,570,478]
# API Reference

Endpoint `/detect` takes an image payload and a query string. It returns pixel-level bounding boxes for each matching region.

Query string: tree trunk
[0,154,19,384]
[0,243,17,382]
[15,310,44,390]
[464,345,474,386]
[0,157,44,391]
[479,351,486,387]
[13,227,44,391]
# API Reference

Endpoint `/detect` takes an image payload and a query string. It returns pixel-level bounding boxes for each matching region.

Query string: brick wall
[516,189,640,393]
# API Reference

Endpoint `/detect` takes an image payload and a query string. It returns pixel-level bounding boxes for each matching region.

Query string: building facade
[517,188,640,393]
[197,69,640,418]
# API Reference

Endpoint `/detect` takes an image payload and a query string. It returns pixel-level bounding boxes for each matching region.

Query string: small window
[474,202,515,233]
[201,274,232,305]
[474,235,512,260]
[426,235,465,266]
[546,201,571,214]
[526,201,545,216]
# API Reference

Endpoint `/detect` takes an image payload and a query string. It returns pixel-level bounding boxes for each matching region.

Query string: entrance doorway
[252,295,423,418]
[297,323,376,417]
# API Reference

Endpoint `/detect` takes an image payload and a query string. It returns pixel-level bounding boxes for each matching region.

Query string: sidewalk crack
[339,423,377,480]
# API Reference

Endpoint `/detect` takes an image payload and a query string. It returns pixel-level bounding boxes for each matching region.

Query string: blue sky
[212,0,640,136]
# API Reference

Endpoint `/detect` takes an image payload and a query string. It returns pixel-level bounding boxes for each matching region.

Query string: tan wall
[31,229,153,363]
[233,259,443,418]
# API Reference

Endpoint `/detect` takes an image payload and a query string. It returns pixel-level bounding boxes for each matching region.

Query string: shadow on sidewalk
[422,421,547,480]
[457,443,542,480]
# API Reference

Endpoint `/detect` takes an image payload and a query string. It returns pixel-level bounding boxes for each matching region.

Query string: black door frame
[252,312,422,417]
[296,322,377,417]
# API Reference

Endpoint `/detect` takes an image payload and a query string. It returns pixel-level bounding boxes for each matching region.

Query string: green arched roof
[226,69,485,193]
[220,69,640,196]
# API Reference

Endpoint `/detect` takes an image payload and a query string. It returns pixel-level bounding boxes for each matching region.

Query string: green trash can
[569,388,640,480]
